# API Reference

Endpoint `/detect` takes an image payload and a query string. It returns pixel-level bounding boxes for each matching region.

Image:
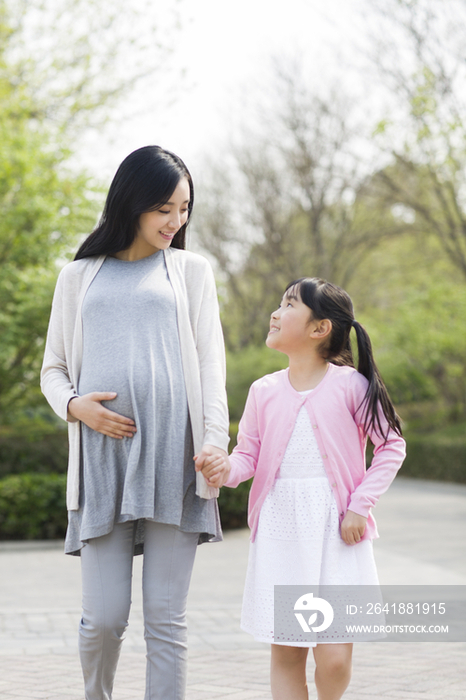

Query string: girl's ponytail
[286,277,402,443]
[351,321,402,442]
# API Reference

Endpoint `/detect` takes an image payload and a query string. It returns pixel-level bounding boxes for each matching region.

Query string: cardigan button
[340,511,344,516]
[313,424,318,429]
[332,482,336,487]
[322,454,328,459]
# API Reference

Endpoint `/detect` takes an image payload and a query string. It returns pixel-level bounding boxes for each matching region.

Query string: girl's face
[266,289,315,353]
[132,177,190,259]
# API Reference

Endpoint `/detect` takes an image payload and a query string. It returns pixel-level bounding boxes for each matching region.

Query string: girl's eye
[158,210,170,215]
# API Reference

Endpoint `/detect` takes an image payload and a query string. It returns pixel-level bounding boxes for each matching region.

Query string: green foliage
[226,346,287,422]
[361,276,466,426]
[0,3,102,423]
[0,418,68,478]
[0,0,178,137]
[402,425,466,484]
[218,479,251,530]
[0,472,67,539]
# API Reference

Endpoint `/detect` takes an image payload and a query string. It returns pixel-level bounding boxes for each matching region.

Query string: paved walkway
[0,477,465,699]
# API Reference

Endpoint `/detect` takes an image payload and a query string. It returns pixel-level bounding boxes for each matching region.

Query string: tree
[0,0,179,424]
[194,64,408,348]
[1,0,179,136]
[363,0,466,279]
[0,89,99,421]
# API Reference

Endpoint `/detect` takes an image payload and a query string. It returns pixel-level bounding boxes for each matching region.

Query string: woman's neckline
[107,249,163,263]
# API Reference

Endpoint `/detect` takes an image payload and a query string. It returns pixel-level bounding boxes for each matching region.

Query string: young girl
[196,277,406,700]
[41,146,229,700]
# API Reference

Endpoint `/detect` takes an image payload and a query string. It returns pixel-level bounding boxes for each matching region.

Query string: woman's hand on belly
[67,392,137,439]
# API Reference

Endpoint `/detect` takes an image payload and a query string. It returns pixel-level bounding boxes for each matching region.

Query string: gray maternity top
[65,251,222,556]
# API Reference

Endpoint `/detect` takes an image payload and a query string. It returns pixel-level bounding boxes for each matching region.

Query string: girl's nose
[271,307,280,319]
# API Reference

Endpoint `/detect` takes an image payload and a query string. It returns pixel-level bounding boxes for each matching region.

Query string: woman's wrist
[67,395,80,420]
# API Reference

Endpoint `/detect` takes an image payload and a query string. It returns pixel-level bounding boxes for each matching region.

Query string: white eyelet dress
[240,392,380,646]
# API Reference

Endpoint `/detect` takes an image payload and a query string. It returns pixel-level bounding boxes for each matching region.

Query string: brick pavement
[0,477,465,699]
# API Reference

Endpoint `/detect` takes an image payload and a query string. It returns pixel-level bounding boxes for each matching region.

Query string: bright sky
[80,0,369,183]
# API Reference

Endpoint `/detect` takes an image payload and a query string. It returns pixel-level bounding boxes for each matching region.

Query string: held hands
[340,510,367,546]
[67,393,137,439]
[194,444,231,488]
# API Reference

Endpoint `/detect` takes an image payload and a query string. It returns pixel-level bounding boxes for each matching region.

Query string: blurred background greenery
[0,0,465,539]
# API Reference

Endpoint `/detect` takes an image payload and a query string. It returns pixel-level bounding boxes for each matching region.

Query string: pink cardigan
[225,364,406,542]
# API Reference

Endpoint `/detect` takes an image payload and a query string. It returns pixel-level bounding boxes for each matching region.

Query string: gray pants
[79,521,199,700]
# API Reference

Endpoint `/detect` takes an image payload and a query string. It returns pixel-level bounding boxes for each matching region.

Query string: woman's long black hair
[286,277,402,441]
[75,145,194,260]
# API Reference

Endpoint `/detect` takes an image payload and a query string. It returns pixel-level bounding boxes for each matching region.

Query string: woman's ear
[310,318,332,339]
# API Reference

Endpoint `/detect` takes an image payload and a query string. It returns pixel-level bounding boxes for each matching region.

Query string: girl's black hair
[286,277,402,441]
[75,145,194,260]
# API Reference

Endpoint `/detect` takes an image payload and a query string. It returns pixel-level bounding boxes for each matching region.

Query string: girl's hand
[67,393,137,439]
[194,445,230,488]
[340,510,367,546]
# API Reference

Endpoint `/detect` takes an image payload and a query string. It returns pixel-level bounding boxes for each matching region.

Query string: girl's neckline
[284,363,334,397]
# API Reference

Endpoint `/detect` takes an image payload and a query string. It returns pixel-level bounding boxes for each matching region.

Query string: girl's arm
[224,384,261,487]
[347,372,406,519]
[196,384,260,487]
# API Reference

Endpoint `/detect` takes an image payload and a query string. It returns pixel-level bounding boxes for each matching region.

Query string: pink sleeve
[225,384,261,488]
[347,372,406,518]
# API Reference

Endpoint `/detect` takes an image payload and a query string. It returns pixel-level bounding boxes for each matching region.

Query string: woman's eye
[159,210,170,215]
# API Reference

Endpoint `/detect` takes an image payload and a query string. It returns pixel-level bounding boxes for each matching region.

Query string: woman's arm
[40,269,80,421]
[193,260,230,453]
[41,267,136,437]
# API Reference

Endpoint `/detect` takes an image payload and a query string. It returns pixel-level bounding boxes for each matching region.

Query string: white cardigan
[41,247,229,510]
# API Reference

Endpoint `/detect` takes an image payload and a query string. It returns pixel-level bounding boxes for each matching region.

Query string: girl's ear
[310,318,332,339]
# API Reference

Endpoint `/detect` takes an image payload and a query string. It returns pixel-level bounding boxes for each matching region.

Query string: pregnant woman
[41,145,229,700]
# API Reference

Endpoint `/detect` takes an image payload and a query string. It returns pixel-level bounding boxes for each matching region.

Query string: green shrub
[218,479,252,530]
[1,425,462,542]
[402,427,466,483]
[0,472,67,540]
[0,415,68,478]
[226,346,287,422]
[218,422,466,534]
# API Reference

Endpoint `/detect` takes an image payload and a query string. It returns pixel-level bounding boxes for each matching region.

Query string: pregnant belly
[78,364,137,419]
[78,360,186,423]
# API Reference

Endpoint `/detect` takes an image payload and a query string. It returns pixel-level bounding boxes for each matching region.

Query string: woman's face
[131,177,191,259]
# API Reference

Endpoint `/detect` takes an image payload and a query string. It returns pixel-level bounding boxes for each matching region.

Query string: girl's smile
[266,292,316,352]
